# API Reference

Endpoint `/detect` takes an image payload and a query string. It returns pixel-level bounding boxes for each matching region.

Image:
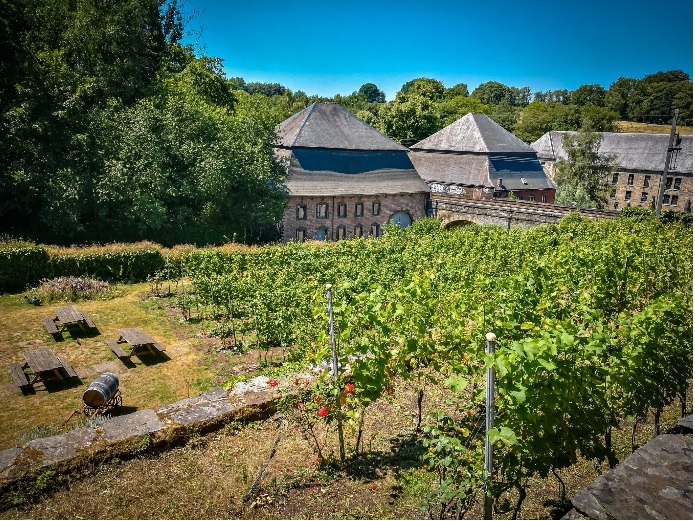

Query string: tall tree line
[0,0,286,246]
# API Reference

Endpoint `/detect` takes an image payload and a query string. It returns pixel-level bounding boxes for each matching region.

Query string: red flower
[317,406,328,417]
[269,379,278,387]
[369,484,376,491]
[313,396,322,403]
[294,378,300,386]
[304,379,310,386]
[344,382,354,394]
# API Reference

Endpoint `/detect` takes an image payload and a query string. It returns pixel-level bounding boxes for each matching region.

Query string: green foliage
[0,243,49,293]
[554,128,616,208]
[47,246,164,283]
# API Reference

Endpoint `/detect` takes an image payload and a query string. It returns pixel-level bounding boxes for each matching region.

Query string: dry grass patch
[616,120,693,135]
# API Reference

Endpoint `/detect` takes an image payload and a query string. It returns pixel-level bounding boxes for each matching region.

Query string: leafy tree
[570,84,606,107]
[605,77,638,118]
[398,78,446,100]
[357,82,386,103]
[444,83,469,99]
[471,81,513,105]
[533,89,571,104]
[245,82,288,97]
[514,102,569,142]
[438,96,491,126]
[553,128,616,208]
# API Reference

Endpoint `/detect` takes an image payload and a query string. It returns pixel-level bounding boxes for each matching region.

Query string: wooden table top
[23,349,63,373]
[116,328,155,346]
[55,306,85,325]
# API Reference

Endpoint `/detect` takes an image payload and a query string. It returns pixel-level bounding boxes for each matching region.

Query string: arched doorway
[390,211,412,228]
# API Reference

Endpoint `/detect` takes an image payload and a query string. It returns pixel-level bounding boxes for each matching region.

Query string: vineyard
[170,213,692,517]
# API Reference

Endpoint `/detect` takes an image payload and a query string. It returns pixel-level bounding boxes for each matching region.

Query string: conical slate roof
[276,102,406,151]
[411,112,534,154]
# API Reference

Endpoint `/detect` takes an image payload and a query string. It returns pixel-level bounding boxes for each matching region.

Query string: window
[640,192,648,203]
[336,226,346,240]
[541,195,547,203]
[609,189,616,198]
[643,176,651,188]
[662,194,671,205]
[613,201,619,210]
[371,223,380,237]
[296,205,307,220]
[337,203,347,218]
[314,227,328,241]
[528,195,535,202]
[390,211,412,228]
[627,174,634,186]
[316,202,329,219]
[354,224,363,237]
[295,229,305,242]
[372,201,381,216]
[666,177,673,189]
[355,202,364,217]
[611,173,619,184]
[671,195,679,206]
[674,177,682,190]
[624,191,632,201]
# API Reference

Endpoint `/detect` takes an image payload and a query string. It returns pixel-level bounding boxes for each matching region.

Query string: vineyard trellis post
[484,331,497,520]
[326,284,346,462]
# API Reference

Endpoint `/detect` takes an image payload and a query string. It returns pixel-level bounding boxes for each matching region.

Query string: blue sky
[181,0,693,101]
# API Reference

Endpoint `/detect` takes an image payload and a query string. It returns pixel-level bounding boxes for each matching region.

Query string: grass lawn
[0,283,226,450]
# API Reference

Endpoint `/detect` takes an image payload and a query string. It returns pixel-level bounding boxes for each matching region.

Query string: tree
[358,83,386,103]
[605,77,638,118]
[471,81,512,105]
[553,128,616,209]
[398,78,445,100]
[570,84,606,107]
[444,83,469,99]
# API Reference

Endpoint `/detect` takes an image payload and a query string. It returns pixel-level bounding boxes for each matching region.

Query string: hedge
[0,245,50,293]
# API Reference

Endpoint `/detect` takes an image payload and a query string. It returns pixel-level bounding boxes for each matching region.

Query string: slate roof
[531,131,693,174]
[411,112,534,154]
[276,103,428,197]
[276,102,407,151]
[409,113,554,190]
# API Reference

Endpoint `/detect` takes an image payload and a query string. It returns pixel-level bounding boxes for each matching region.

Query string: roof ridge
[290,102,318,148]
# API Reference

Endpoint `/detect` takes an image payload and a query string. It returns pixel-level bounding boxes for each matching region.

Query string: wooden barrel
[82,372,119,408]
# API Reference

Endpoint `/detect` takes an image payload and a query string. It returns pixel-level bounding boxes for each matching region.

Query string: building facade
[276,103,429,242]
[410,113,556,204]
[531,131,693,212]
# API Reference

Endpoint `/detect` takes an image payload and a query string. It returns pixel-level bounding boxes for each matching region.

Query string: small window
[354,224,363,237]
[624,191,632,201]
[371,223,380,237]
[613,201,619,210]
[528,195,535,202]
[355,202,364,217]
[609,189,616,199]
[316,203,329,219]
[337,203,347,218]
[336,226,346,240]
[662,194,671,205]
[626,174,634,186]
[296,205,307,220]
[666,177,673,189]
[674,178,682,190]
[315,227,328,241]
[295,229,305,242]
[611,173,619,184]
[372,201,381,216]
[671,195,679,206]
[643,176,651,188]
[640,192,648,203]
[541,195,547,203]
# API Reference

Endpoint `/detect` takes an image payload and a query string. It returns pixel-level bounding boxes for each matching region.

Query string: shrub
[25,276,113,303]
[0,243,49,294]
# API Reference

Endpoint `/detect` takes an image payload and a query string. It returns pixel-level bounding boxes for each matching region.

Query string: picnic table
[107,328,165,359]
[8,348,78,391]
[43,306,96,336]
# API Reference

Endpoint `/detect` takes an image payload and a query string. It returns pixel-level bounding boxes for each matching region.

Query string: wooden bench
[57,356,78,378]
[43,317,59,335]
[8,364,30,389]
[83,315,96,329]
[106,340,128,358]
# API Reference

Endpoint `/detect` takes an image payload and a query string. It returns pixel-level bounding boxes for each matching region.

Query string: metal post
[655,109,679,219]
[484,331,496,520]
[326,284,346,461]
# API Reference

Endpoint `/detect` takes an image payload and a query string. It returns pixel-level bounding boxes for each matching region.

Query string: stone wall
[282,193,428,242]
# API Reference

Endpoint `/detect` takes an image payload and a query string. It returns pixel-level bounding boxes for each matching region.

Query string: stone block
[24,428,97,466]
[100,409,165,441]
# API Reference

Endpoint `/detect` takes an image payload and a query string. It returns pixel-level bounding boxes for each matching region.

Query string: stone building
[531,131,693,212]
[275,103,429,242]
[409,113,556,204]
